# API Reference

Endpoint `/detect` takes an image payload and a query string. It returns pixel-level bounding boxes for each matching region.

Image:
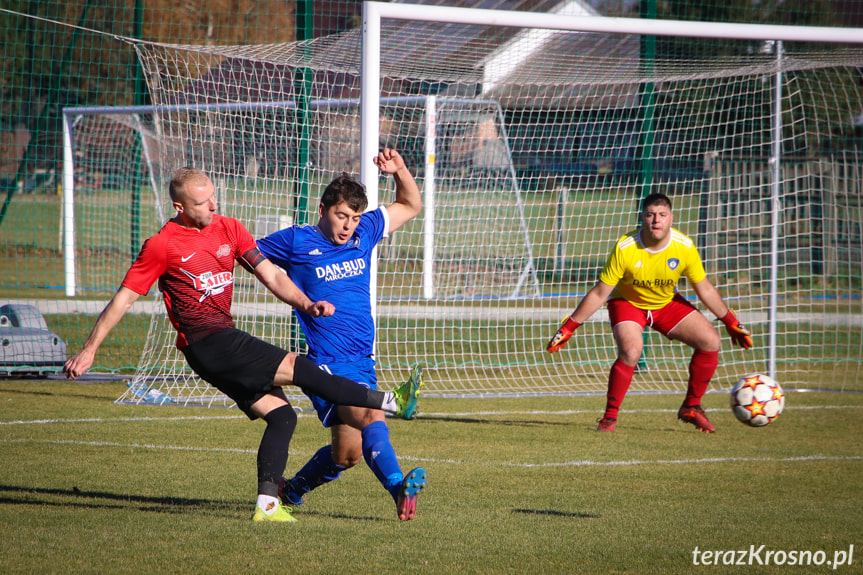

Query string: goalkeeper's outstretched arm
[691,277,753,349]
[547,281,615,353]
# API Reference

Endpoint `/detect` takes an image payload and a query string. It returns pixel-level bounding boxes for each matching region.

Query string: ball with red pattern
[730,374,785,427]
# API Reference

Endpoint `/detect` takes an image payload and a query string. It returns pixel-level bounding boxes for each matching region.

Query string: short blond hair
[169,167,210,202]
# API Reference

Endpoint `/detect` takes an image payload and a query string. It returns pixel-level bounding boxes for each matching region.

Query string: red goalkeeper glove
[546,316,582,353]
[720,309,753,349]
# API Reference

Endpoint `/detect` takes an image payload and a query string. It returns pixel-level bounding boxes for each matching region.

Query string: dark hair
[320,173,368,213]
[641,192,672,212]
[169,167,209,202]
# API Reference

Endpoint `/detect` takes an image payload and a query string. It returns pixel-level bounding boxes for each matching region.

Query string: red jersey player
[64,167,421,522]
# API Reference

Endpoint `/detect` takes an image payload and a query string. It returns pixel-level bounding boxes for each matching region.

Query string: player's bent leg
[359,420,405,494]
[250,400,298,520]
[667,310,720,433]
[601,322,644,428]
[683,349,719,407]
[278,355,421,418]
[279,354,390,411]
[396,467,427,521]
[600,359,636,430]
[280,444,347,507]
[667,310,721,353]
[339,407,410,508]
[330,422,364,468]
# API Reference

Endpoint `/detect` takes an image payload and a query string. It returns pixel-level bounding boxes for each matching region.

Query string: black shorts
[180,327,289,418]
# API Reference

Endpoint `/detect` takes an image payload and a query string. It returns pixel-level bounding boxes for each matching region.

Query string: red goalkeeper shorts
[607,293,699,338]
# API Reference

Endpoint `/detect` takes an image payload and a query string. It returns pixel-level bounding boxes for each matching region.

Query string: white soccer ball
[730,373,785,427]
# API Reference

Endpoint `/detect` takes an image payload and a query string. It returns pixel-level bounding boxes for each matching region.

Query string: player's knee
[618,347,642,366]
[707,337,721,353]
[339,406,383,430]
[698,328,722,352]
[332,448,362,468]
[356,408,383,429]
[263,403,297,435]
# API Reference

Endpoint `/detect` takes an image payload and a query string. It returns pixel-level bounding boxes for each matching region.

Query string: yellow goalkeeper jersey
[599,227,707,310]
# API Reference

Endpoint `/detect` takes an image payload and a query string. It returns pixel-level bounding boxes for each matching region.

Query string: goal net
[61,109,169,298]
[116,6,863,405]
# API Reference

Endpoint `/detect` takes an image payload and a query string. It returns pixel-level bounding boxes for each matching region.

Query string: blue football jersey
[257,207,389,363]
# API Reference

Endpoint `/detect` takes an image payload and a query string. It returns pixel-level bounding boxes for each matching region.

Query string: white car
[0,303,66,376]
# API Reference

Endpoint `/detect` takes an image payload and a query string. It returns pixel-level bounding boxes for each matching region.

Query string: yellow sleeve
[598,237,628,287]
[683,245,707,285]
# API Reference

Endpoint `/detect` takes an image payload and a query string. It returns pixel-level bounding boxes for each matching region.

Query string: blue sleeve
[359,207,388,247]
[257,228,295,269]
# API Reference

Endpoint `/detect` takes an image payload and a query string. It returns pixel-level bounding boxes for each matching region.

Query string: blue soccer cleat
[395,467,427,521]
[278,476,305,507]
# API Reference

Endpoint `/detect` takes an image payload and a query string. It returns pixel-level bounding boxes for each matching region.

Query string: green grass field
[1,380,862,574]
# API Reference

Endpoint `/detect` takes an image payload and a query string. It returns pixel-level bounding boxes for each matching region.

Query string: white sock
[256,494,279,514]
[381,391,397,413]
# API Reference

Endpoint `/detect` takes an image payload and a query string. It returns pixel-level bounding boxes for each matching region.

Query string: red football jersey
[122,214,258,348]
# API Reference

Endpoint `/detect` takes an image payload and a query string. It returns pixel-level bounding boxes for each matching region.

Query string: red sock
[684,350,719,407]
[604,359,636,419]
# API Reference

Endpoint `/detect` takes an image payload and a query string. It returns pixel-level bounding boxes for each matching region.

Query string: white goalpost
[61,107,169,298]
[63,98,538,301]
[110,2,863,405]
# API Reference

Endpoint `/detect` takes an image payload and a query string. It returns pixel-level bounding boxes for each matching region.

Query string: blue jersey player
[258,148,427,521]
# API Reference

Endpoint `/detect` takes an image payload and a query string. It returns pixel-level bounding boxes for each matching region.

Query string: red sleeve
[121,233,168,295]
[223,216,258,260]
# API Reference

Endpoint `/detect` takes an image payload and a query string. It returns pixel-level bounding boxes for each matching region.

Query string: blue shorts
[307,356,378,427]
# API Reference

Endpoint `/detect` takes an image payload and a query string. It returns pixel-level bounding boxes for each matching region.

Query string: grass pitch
[1,380,862,574]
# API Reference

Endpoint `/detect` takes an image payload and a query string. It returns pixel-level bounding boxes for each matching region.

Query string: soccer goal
[60,108,170,298]
[115,3,863,405]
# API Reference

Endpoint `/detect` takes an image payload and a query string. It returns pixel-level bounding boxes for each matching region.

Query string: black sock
[293,356,385,409]
[257,404,297,497]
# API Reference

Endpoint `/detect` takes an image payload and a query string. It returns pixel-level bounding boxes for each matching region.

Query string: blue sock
[289,445,346,498]
[361,420,404,499]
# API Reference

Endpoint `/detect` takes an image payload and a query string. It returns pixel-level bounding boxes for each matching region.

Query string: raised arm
[375,148,422,234]
[64,286,141,379]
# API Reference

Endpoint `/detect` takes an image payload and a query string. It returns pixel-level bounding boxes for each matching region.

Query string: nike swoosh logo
[181,253,196,262]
